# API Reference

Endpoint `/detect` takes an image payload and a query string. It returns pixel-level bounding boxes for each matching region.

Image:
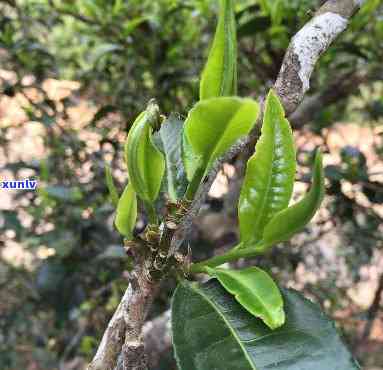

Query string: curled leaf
[159,113,188,201]
[206,266,285,330]
[239,90,296,245]
[115,182,137,239]
[262,149,325,247]
[200,0,237,100]
[125,101,165,203]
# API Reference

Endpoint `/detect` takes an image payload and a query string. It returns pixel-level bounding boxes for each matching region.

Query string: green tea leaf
[262,150,325,247]
[182,128,201,182]
[172,279,360,370]
[115,182,137,239]
[200,0,237,100]
[206,266,285,329]
[159,113,188,201]
[238,90,296,245]
[105,164,119,207]
[125,102,165,203]
[183,97,259,181]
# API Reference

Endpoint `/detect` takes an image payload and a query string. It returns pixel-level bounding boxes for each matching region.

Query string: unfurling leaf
[115,182,137,239]
[261,149,325,247]
[183,97,259,183]
[206,266,285,329]
[105,164,119,207]
[125,101,165,204]
[239,90,296,245]
[172,280,360,370]
[200,0,237,100]
[158,113,188,201]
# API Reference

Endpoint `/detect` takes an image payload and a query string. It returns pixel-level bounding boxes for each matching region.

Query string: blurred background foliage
[0,0,382,369]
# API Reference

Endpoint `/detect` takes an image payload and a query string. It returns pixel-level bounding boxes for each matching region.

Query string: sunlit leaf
[183,97,259,182]
[206,266,285,329]
[200,0,237,100]
[125,101,165,204]
[239,90,296,245]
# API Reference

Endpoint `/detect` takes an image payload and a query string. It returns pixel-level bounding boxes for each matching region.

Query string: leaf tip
[266,89,285,116]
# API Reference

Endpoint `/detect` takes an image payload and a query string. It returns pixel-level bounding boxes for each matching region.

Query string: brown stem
[87,264,159,370]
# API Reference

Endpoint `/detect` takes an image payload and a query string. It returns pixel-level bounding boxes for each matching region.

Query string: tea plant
[88,0,367,369]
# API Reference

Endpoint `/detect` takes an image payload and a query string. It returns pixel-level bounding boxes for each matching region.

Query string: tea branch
[87,1,365,369]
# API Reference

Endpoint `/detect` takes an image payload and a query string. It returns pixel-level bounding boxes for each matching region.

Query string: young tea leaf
[183,97,259,185]
[159,113,188,201]
[125,102,165,204]
[238,90,296,245]
[261,150,325,247]
[206,266,285,329]
[114,182,137,239]
[172,280,360,370]
[105,164,119,207]
[182,128,201,182]
[200,0,237,100]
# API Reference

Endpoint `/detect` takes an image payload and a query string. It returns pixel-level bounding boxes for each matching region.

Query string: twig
[114,310,172,370]
[87,265,159,370]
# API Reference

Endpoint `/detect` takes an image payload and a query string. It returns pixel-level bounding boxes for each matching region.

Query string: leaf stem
[189,245,266,273]
[144,201,158,225]
[185,167,205,200]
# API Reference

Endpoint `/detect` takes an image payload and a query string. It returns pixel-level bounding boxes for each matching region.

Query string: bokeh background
[0,0,382,369]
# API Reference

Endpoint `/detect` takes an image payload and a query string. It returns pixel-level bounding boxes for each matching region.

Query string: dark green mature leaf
[105,164,119,207]
[159,113,188,201]
[238,90,296,245]
[172,279,360,370]
[183,97,259,181]
[114,183,137,239]
[262,150,325,247]
[125,102,165,203]
[200,0,237,100]
[206,266,285,329]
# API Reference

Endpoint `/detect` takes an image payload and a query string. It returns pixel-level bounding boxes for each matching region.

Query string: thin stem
[189,244,266,273]
[144,201,158,225]
[185,167,205,200]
